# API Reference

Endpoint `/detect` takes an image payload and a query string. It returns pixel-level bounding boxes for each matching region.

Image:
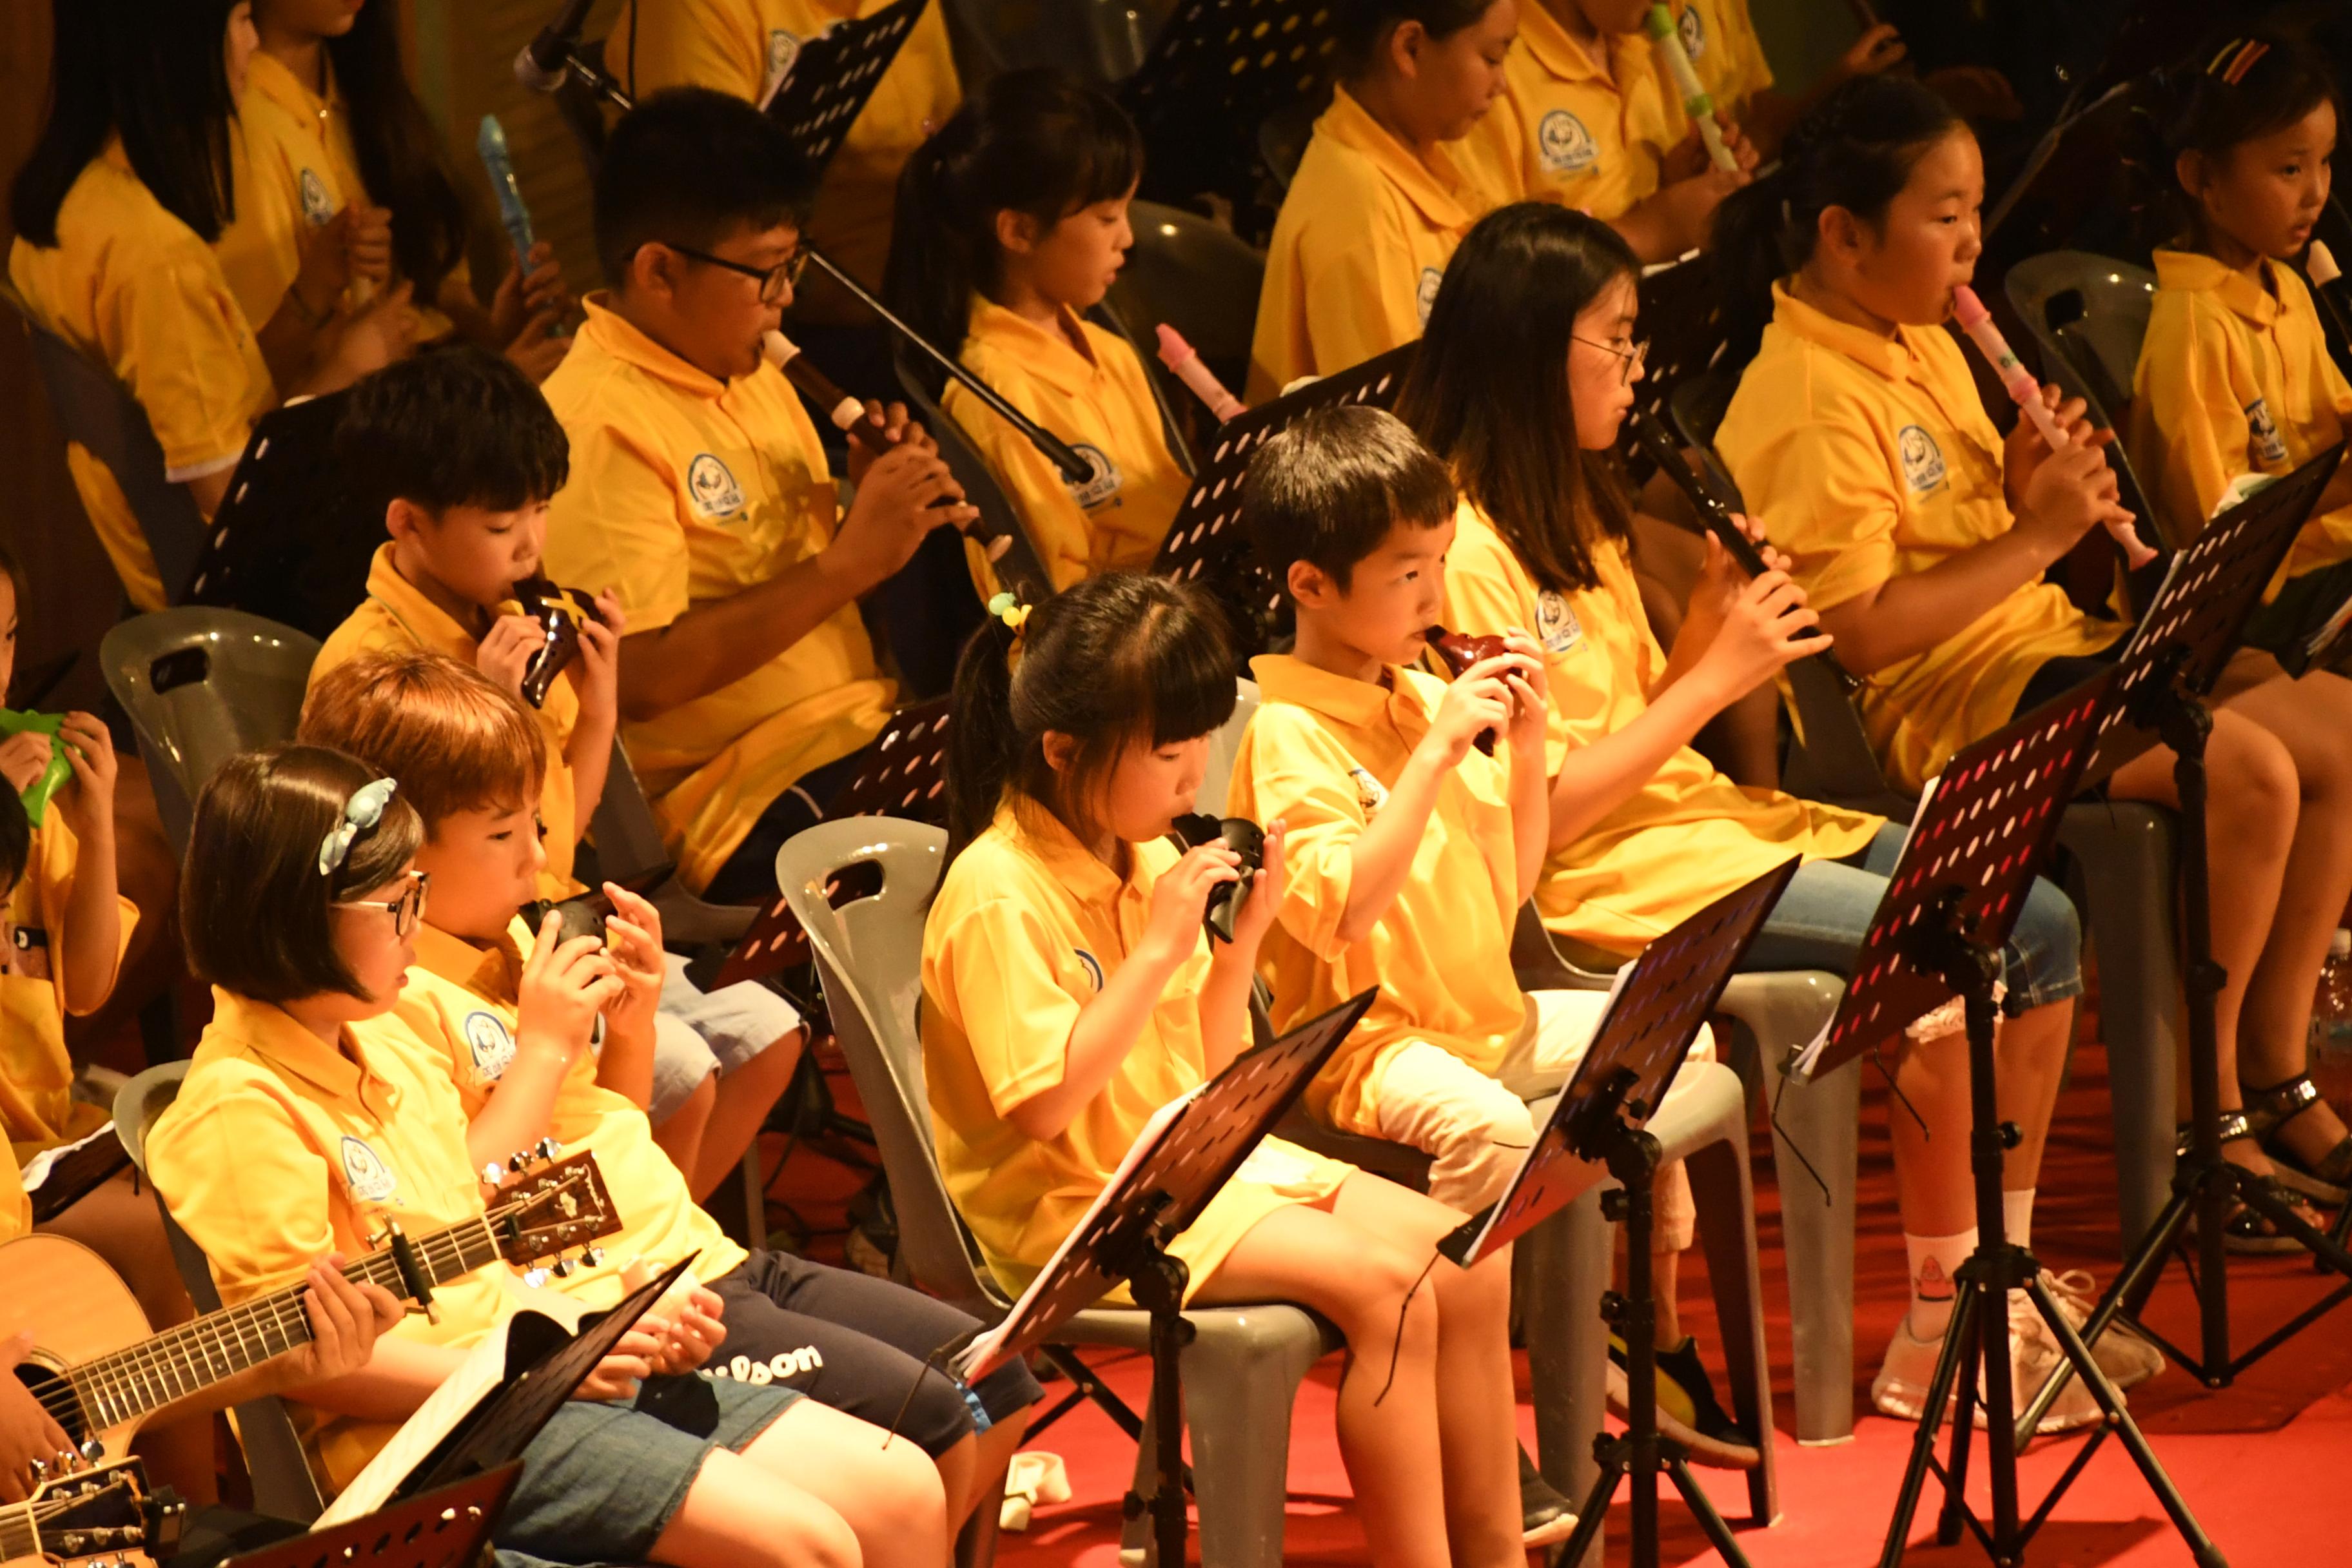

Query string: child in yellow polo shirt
[2132,35,2352,678]
[542,88,977,903]
[1717,74,2352,1242]
[924,570,1569,1549]
[309,349,805,1202]
[148,742,950,1557]
[887,71,1190,596]
[1249,0,1518,400]
[1451,0,1752,264]
[302,650,1039,1530]
[6,0,411,611]
[1410,201,2146,1426]
[1647,1,1907,160]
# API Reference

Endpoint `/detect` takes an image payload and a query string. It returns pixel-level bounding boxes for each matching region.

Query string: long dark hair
[11,0,243,246]
[1711,74,1965,368]
[1397,203,1639,594]
[315,0,471,302]
[2157,31,2342,251]
[944,573,1237,868]
[884,68,1142,387]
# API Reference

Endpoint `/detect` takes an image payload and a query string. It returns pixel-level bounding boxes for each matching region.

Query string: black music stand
[762,0,926,175]
[952,988,1377,1568]
[1151,342,1417,657]
[224,1467,518,1568]
[1629,249,1727,431]
[2019,444,2352,1436]
[1791,680,2221,1568]
[1440,861,1796,1568]
[182,392,378,641]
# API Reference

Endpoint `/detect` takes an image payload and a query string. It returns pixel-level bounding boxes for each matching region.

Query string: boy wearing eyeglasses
[540,87,979,905]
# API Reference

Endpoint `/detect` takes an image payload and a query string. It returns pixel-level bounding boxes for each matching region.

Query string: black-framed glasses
[1572,335,1650,386]
[665,241,810,303]
[335,870,430,939]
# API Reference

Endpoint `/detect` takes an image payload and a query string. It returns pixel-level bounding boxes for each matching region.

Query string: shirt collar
[208,986,377,1104]
[1317,83,1475,233]
[2153,248,2280,328]
[577,294,741,400]
[244,48,342,127]
[1769,278,1932,385]
[997,799,1130,906]
[965,295,1101,397]
[362,545,482,658]
[1250,652,1427,736]
[411,916,533,1007]
[1514,0,1643,89]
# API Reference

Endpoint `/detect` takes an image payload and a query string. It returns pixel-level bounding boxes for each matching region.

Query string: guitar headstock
[1,1459,170,1563]
[487,1150,622,1271]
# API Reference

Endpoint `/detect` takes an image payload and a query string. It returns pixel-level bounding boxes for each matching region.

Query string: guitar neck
[63,1213,504,1435]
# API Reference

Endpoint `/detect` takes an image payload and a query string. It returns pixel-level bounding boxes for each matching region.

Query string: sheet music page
[16,1121,115,1191]
[952,1084,1206,1381]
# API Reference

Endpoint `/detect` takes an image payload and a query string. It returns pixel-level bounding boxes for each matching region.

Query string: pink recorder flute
[1950,286,2157,567]
[1155,324,1246,423]
[763,329,1011,561]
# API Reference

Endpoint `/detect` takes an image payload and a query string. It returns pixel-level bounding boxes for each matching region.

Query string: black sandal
[2242,1073,2352,1206]
[2176,1109,2329,1254]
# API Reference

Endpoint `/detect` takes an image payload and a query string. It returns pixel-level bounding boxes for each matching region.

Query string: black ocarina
[1169,812,1266,945]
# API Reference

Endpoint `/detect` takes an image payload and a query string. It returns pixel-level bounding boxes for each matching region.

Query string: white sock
[2003,1187,2035,1253]
[1905,1228,1977,1340]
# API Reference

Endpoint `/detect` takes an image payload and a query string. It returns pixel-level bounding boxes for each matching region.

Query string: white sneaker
[2039,1268,2165,1391]
[1871,1299,2111,1435]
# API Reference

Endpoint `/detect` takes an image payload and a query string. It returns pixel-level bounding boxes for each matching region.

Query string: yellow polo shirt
[146,989,514,1491]
[613,0,961,304]
[1718,282,2119,794]
[921,801,1351,1304]
[216,51,459,343]
[1654,0,1774,140]
[397,918,749,1308]
[946,296,1190,596]
[540,297,895,892]
[1250,84,1491,401]
[1454,2,1669,220]
[0,1140,27,1244]
[8,142,275,611]
[1,817,137,1161]
[1442,501,1879,953]
[2131,249,2352,591]
[1226,656,1527,1137]
[310,545,587,901]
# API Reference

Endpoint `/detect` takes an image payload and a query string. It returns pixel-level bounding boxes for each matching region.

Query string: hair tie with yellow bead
[987,591,1031,634]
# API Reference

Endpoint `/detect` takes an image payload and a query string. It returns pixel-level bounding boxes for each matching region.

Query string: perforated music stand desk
[1631,248,1726,425]
[763,0,926,177]
[1120,0,1343,218]
[224,1466,518,1568]
[712,698,951,988]
[1151,341,1418,653]
[1438,858,1797,1269]
[182,391,374,641]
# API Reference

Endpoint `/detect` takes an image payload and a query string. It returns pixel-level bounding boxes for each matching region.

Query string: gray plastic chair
[98,609,320,855]
[1195,678,1259,819]
[1109,201,1266,413]
[5,282,208,604]
[2004,252,2173,551]
[113,1065,327,1524]
[581,740,757,948]
[774,818,1343,1568]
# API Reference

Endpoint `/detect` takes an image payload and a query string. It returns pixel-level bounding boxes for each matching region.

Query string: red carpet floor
[958,1041,2352,1566]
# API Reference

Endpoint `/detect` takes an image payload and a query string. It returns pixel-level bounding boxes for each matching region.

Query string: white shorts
[649,952,804,1124]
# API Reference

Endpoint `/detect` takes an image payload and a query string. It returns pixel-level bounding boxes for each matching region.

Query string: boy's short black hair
[0,785,28,902]
[1242,404,1457,593]
[596,87,820,287]
[334,346,569,514]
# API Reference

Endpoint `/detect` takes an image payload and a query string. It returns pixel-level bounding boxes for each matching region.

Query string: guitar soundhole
[13,1361,86,1444]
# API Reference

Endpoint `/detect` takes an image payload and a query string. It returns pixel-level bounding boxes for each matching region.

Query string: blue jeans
[1742,824,2084,1016]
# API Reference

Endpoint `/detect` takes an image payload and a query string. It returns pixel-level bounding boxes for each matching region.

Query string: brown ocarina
[1426,623,1509,755]
[513,576,607,710]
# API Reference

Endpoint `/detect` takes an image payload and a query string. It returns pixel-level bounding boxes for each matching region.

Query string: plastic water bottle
[2312,929,2352,1121]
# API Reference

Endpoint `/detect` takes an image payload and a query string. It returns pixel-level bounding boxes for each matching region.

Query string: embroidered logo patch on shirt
[462,1010,516,1079]
[298,168,333,228]
[1416,268,1444,326]
[1679,4,1707,60]
[2246,397,2290,467]
[1897,424,1948,495]
[1535,589,1583,654]
[1065,443,1125,510]
[687,453,747,519]
[1348,765,1390,817]
[338,1135,398,1204]
[1537,110,1600,175]
[1074,949,1106,992]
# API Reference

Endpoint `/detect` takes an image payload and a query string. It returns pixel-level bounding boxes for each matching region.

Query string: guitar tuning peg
[584,1246,606,1268]
[507,1150,532,1173]
[551,1257,576,1279]
[535,1137,563,1160]
[481,1162,504,1187]
[524,1268,549,1288]
[78,1439,103,1462]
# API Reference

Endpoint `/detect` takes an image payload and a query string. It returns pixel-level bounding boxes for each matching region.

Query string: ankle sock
[2003,1187,2035,1251]
[1905,1228,1976,1339]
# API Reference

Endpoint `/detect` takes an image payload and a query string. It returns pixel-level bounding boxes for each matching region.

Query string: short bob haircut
[183,745,424,1005]
[299,649,547,832]
[1242,404,1457,597]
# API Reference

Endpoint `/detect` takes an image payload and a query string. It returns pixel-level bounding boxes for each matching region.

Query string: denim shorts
[1741,822,2084,1015]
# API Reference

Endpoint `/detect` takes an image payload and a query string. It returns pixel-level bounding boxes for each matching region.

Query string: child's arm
[589,885,665,1110]
[51,713,124,1016]
[1197,822,1288,1075]
[999,845,1246,1144]
[562,593,628,828]
[461,917,622,1174]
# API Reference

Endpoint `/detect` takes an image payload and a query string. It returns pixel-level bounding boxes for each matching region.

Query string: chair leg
[1768,1046,1861,1446]
[1538,1184,1611,1568]
[1168,1311,1328,1568]
[1682,1075,1780,1527]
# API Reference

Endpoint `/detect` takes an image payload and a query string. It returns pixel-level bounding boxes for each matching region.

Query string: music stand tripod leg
[1118,1243,1195,1568]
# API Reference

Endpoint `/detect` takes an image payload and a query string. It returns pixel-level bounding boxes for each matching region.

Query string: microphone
[514,0,595,93]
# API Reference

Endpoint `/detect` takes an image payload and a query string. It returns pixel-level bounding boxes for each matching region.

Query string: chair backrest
[1665,371,1742,500]
[1197,676,1259,818]
[773,818,1006,1318]
[112,1064,326,1523]
[1110,200,1266,401]
[2004,251,2155,427]
[939,0,1161,86]
[579,740,754,946]
[892,349,1057,602]
[5,286,208,602]
[99,609,321,855]
[1778,658,1916,818]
